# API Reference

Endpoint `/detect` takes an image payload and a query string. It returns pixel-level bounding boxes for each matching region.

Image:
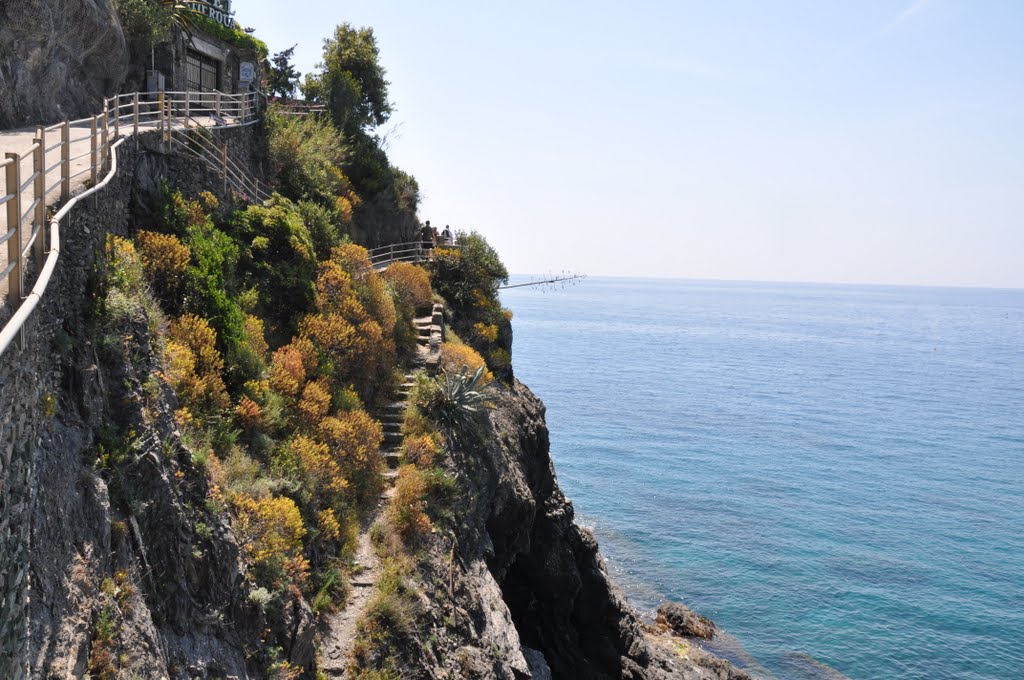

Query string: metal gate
[185,51,219,92]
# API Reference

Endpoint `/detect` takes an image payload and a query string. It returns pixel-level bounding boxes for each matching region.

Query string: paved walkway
[0,111,243,307]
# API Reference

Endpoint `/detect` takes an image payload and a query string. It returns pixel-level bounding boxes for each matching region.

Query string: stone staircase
[318,302,447,677]
[378,302,445,477]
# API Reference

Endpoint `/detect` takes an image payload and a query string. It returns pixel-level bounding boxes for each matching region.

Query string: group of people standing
[420,220,455,247]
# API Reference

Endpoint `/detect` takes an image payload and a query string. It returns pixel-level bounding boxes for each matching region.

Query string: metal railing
[367,240,461,270]
[266,97,328,118]
[0,88,267,356]
[0,138,127,355]
[160,104,271,202]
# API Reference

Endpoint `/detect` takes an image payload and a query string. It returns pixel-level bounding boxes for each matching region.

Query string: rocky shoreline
[394,377,754,679]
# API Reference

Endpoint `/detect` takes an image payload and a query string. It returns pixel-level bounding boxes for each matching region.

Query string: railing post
[61,120,70,202]
[5,153,23,303]
[184,90,190,123]
[133,92,139,135]
[215,91,222,118]
[111,97,119,139]
[221,142,228,193]
[101,109,109,171]
[90,115,98,186]
[32,130,45,268]
[157,90,165,135]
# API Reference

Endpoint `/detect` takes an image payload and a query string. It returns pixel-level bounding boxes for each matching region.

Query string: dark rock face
[440,380,750,680]
[0,0,128,127]
[656,603,716,640]
[0,127,273,679]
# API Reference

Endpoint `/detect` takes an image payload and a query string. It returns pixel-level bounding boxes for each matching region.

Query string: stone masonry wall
[0,123,265,679]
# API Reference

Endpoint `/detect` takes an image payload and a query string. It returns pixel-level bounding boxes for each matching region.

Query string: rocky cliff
[0,127,277,680]
[0,0,128,127]
[366,379,750,680]
[0,110,745,680]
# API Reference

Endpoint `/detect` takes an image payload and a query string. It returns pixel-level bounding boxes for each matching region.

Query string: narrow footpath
[317,304,443,677]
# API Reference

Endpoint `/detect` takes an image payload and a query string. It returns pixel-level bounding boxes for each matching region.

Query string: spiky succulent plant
[429,365,490,429]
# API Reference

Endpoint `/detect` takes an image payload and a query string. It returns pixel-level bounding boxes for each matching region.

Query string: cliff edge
[372,377,750,680]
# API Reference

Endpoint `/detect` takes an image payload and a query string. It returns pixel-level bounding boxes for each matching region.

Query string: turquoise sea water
[500,278,1024,680]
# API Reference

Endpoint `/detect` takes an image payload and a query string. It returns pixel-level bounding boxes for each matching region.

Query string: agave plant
[430,365,491,429]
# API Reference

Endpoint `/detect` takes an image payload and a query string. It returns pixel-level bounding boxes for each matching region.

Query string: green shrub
[231,196,319,345]
[267,113,350,204]
[298,199,346,260]
[191,14,268,59]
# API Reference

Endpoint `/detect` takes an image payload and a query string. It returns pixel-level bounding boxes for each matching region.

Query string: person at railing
[420,220,436,248]
[442,225,453,246]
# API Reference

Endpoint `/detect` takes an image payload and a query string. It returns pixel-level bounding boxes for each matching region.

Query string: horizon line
[505,272,1024,293]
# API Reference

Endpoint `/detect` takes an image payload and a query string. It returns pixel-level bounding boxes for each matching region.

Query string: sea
[499,277,1024,680]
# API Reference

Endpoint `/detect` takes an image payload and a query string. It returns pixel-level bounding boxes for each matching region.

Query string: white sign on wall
[188,0,235,29]
[239,62,255,83]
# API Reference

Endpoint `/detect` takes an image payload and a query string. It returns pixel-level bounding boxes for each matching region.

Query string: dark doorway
[185,50,219,91]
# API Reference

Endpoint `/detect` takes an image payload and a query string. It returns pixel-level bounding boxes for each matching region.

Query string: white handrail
[0,88,268,357]
[367,240,461,270]
[0,138,126,355]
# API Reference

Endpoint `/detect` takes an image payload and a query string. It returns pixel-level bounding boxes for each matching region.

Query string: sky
[237,1,1024,288]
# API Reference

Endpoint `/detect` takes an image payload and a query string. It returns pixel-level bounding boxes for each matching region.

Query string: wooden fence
[367,241,461,270]
[0,89,267,355]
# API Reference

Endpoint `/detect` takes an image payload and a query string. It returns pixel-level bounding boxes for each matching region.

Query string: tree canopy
[302,24,392,135]
[266,44,300,100]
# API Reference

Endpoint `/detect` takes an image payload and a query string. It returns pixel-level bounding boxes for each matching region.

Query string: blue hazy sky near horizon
[238,1,1024,289]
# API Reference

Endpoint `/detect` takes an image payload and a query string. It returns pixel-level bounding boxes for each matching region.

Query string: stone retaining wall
[0,123,265,679]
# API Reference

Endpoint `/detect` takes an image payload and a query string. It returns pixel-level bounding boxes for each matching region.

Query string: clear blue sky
[239,1,1024,288]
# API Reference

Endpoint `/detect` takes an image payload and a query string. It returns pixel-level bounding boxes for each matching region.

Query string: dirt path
[316,305,442,676]
[317,486,393,678]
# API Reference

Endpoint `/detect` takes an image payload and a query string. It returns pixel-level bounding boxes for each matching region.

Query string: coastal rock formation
[0,123,744,679]
[656,603,717,640]
[0,0,128,127]
[385,379,751,679]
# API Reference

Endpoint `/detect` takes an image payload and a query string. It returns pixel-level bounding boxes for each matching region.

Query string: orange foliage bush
[164,314,229,416]
[388,465,433,539]
[235,395,264,430]
[297,253,396,400]
[317,409,383,463]
[296,379,332,429]
[269,343,307,397]
[400,433,441,468]
[282,434,348,501]
[330,244,396,335]
[135,230,191,282]
[383,262,433,311]
[232,493,308,586]
[438,343,493,384]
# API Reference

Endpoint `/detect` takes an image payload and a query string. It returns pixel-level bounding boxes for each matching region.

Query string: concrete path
[0,111,243,307]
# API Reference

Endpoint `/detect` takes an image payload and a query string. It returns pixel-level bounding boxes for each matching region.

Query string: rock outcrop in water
[656,603,717,640]
[0,0,128,127]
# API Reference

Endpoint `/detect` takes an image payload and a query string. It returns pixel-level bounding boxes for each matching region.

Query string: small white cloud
[878,0,930,35]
